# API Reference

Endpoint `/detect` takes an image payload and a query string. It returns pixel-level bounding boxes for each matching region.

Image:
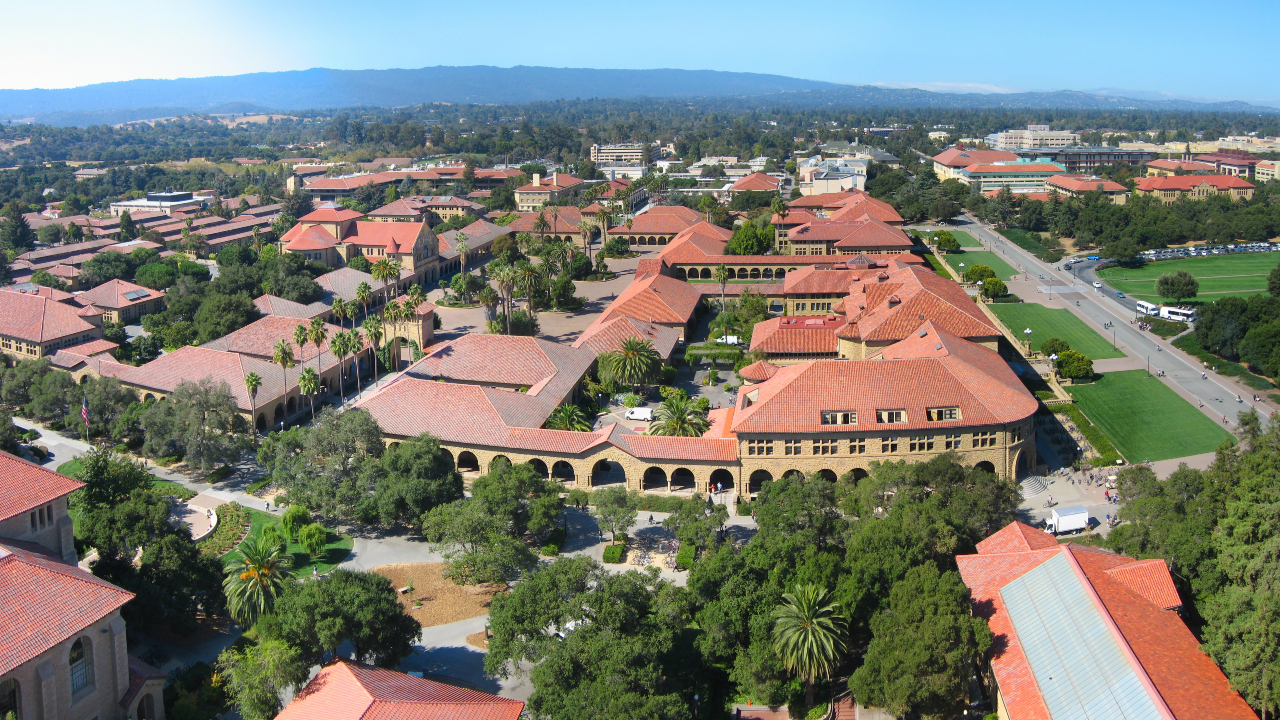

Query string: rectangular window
[747,439,773,456]
[849,439,866,454]
[944,433,963,450]
[927,407,961,422]
[1010,426,1023,443]
[909,435,935,452]
[880,436,898,453]
[876,410,906,424]
[784,439,803,456]
[30,512,37,531]
[813,439,837,455]
[821,411,857,425]
[973,431,997,448]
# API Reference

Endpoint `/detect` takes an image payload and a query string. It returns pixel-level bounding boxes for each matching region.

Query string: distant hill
[0,65,1273,124]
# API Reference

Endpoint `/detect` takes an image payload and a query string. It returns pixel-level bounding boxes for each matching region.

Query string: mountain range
[1,65,1274,125]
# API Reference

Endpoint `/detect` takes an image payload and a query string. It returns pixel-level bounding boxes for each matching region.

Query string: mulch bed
[371,563,506,628]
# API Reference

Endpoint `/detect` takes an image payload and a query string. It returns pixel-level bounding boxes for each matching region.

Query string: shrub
[989,293,1023,303]
[1040,337,1070,356]
[541,543,560,557]
[675,543,696,570]
[544,526,567,547]
[113,443,129,453]
[280,505,311,540]
[198,502,250,557]
[621,394,642,408]
[602,544,625,563]
[635,494,695,513]
[297,523,328,557]
[1051,404,1120,467]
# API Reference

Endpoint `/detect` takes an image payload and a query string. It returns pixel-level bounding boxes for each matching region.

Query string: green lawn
[924,252,956,279]
[1066,370,1233,462]
[223,507,354,576]
[1096,254,1279,302]
[952,250,1020,281]
[987,304,1124,359]
[951,230,983,248]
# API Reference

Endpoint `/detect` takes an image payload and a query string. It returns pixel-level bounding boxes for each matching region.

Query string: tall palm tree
[356,281,373,322]
[244,372,262,438]
[532,211,550,245]
[307,316,328,372]
[576,220,596,261]
[292,323,308,366]
[223,534,294,628]
[330,331,351,405]
[272,339,295,426]
[330,299,346,330]
[491,266,517,335]
[772,585,847,710]
[371,258,397,307]
[599,337,662,393]
[250,227,265,257]
[455,233,470,274]
[713,264,731,311]
[348,329,365,398]
[593,207,614,262]
[299,366,320,421]
[514,262,542,319]
[543,238,568,278]
[545,404,591,432]
[362,317,385,387]
[649,395,710,437]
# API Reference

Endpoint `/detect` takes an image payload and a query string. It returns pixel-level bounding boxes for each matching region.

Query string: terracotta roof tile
[1135,175,1255,191]
[749,316,842,355]
[504,207,584,235]
[591,271,703,329]
[0,290,99,342]
[931,148,1019,168]
[202,315,343,362]
[962,163,1068,175]
[1045,174,1128,194]
[738,360,780,382]
[572,316,682,360]
[77,278,165,310]
[0,451,84,522]
[731,172,781,192]
[1104,559,1182,610]
[975,521,1059,554]
[278,659,523,720]
[826,194,905,224]
[253,295,332,321]
[282,224,339,251]
[0,282,76,302]
[610,205,702,234]
[787,216,914,250]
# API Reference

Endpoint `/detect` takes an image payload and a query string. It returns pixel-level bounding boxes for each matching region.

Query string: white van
[1135,300,1160,316]
[1161,306,1196,322]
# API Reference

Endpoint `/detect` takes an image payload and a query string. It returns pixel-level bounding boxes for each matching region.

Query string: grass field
[987,304,1124,359]
[224,507,354,576]
[952,230,983,248]
[1066,370,1233,462]
[953,250,1020,280]
[924,252,956,279]
[1096,254,1279,302]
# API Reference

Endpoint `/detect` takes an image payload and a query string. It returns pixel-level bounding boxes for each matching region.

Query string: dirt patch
[466,631,489,650]
[371,563,505,628]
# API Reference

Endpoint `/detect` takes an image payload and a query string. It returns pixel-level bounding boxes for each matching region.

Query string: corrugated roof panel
[1001,553,1163,720]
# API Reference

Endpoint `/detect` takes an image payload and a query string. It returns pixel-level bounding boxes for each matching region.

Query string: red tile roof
[0,539,133,676]
[738,360,780,382]
[277,659,523,720]
[0,283,76,302]
[201,315,344,362]
[504,207,584,235]
[342,221,427,254]
[591,270,704,328]
[826,193,905,225]
[411,334,594,402]
[957,526,1256,720]
[787,192,863,210]
[282,224,339,251]
[0,451,84,522]
[572,316,682,360]
[731,172,781,192]
[656,223,734,264]
[253,295,332,321]
[0,290,100,343]
[787,216,914,251]
[364,198,424,219]
[623,435,738,461]
[932,148,1019,168]
[438,219,510,257]
[1146,159,1216,173]
[749,316,842,355]
[838,265,997,343]
[305,173,396,192]
[1135,175,1255,191]
[610,205,703,235]
[315,267,399,304]
[77,278,165,310]
[1045,174,1128,194]
[975,521,1059,554]
[516,174,582,192]
[61,338,119,357]
[1195,151,1260,166]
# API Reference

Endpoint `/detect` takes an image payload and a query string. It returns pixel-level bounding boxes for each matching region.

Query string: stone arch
[700,267,711,279]
[789,267,798,272]
[287,396,297,415]
[975,460,996,475]
[850,467,869,483]
[674,268,688,279]
[775,267,785,278]
[814,469,837,483]
[529,458,549,478]
[273,403,284,424]
[552,460,576,484]
[748,469,773,494]
[782,469,805,481]
[138,692,157,720]
[440,448,454,469]
[658,237,667,245]
[457,451,480,472]
[725,267,737,279]
[762,268,774,279]
[256,413,267,433]
[643,466,667,491]
[738,267,748,278]
[1014,449,1027,477]
[490,455,511,472]
[144,393,156,401]
[671,468,695,491]
[591,459,625,486]
[79,375,90,385]
[710,468,734,491]
[749,267,761,279]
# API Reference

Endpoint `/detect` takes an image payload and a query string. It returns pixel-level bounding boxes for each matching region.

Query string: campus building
[986,125,1080,150]
[513,173,584,212]
[1043,174,1130,204]
[959,160,1070,194]
[590,143,647,164]
[277,659,522,720]
[1133,175,1256,203]
[1146,159,1218,176]
[281,204,441,285]
[931,148,1020,181]
[365,195,485,225]
[75,279,166,324]
[957,522,1256,720]
[0,452,168,720]
[0,289,103,358]
[608,205,705,247]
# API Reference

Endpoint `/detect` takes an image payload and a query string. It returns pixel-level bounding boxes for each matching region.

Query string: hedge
[541,543,560,557]
[635,495,697,513]
[1050,404,1120,467]
[602,544,625,564]
[1173,334,1274,391]
[675,543,696,570]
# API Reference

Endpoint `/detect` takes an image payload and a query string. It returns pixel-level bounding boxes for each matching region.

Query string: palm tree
[406,283,426,307]
[292,323,308,366]
[244,372,262,438]
[223,534,294,628]
[272,339,296,426]
[307,316,328,372]
[594,207,614,262]
[491,265,517,335]
[713,264,731,311]
[371,258,399,307]
[349,329,365,397]
[356,281,373,322]
[514,262,542,319]
[649,395,710,437]
[250,227,265,256]
[330,331,351,405]
[772,584,847,710]
[543,238,568,278]
[299,366,319,421]
[330,299,346,330]
[576,219,596,260]
[363,317,385,387]
[532,211,550,245]
[599,337,662,393]
[455,233,470,274]
[545,404,592,431]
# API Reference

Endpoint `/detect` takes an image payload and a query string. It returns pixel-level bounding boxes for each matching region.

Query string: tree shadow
[403,645,503,694]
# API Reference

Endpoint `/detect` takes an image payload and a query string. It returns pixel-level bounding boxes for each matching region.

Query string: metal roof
[1053,505,1088,517]
[1000,553,1163,720]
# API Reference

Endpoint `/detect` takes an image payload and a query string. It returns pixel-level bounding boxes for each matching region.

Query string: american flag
[81,394,89,427]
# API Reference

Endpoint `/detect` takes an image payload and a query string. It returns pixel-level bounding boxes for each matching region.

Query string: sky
[6,0,1279,105]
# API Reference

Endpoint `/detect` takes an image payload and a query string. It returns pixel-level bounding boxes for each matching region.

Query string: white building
[590,143,647,164]
[109,190,210,217]
[986,125,1081,150]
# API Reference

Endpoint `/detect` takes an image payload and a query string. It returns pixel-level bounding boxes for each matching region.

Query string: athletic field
[1096,254,1278,303]
[1066,370,1233,462]
[953,250,1020,281]
[987,304,1124,359]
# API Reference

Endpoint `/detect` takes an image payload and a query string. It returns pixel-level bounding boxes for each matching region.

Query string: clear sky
[6,0,1278,105]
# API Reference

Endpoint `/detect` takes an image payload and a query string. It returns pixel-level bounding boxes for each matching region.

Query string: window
[747,439,773,456]
[1010,425,1023,443]
[813,439,838,455]
[849,439,866,454]
[821,411,857,425]
[784,439,803,456]
[876,410,906,424]
[927,407,961,422]
[944,433,963,450]
[796,303,806,311]
[973,431,997,448]
[909,435,934,452]
[69,638,93,694]
[880,436,898,453]
[0,678,18,720]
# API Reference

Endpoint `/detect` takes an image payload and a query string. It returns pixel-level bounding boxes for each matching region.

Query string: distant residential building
[1134,175,1256,203]
[1257,160,1280,183]
[590,143,648,164]
[1195,150,1260,177]
[1146,159,1218,177]
[987,125,1080,150]
[928,130,951,142]
[109,190,209,217]
[959,159,1069,193]
[513,173,584,212]
[931,148,1020,181]
[1043,175,1129,205]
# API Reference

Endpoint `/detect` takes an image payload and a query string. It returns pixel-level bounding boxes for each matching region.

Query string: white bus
[1135,300,1160,316]
[1160,306,1196,322]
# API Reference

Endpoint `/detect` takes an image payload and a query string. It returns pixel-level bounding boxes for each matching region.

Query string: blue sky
[7,0,1279,104]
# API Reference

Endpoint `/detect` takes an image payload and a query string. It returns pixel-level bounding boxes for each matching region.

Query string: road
[951,214,1274,423]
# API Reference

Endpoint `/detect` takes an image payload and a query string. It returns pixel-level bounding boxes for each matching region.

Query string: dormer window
[821,411,857,425]
[927,407,961,422]
[876,409,906,424]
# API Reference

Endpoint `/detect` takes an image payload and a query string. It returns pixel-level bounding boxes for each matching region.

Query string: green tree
[134,262,177,290]
[193,293,261,343]
[849,563,991,720]
[599,337,663,393]
[1269,263,1280,297]
[259,408,384,521]
[591,485,640,543]
[307,316,328,372]
[224,533,294,628]
[270,569,421,667]
[1155,269,1199,302]
[373,433,464,526]
[980,277,1008,298]
[962,263,995,284]
[30,269,69,291]
[545,404,592,431]
[1056,349,1094,381]
[1039,337,1070,356]
[216,640,309,720]
[72,445,151,508]
[118,210,138,240]
[243,371,262,436]
[714,263,731,310]
[773,584,848,710]
[297,523,327,557]
[140,378,249,470]
[649,394,710,437]
[470,459,564,540]
[298,366,319,420]
[421,498,539,584]
[933,231,960,254]
[82,249,134,285]
[280,505,311,541]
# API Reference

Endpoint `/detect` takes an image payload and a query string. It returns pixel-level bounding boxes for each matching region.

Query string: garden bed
[371,563,506,628]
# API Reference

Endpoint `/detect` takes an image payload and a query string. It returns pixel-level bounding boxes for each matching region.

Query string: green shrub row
[1050,404,1120,467]
[988,294,1023,304]
[635,495,698,512]
[1173,335,1274,390]
[675,543,696,570]
[1147,318,1188,339]
[602,544,625,564]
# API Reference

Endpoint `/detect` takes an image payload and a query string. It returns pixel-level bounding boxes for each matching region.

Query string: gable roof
[282,223,339,251]
[749,316,842,355]
[610,205,703,234]
[1045,174,1129,194]
[1135,175,1255,192]
[0,290,99,343]
[410,334,594,402]
[591,270,703,328]
[962,163,1068,175]
[825,193,905,224]
[77,278,165,310]
[932,148,1019,168]
[1146,159,1216,173]
[0,451,84,523]
[0,282,77,303]
[253,294,332,321]
[572,315,682,360]
[201,315,344,362]
[738,359,780,382]
[315,267,398,303]
[438,219,510,258]
[504,207,584,235]
[277,659,523,720]
[343,221,427,253]
[299,205,366,223]
[731,172,781,192]
[786,216,914,251]
[365,198,424,219]
[0,540,134,676]
[838,265,998,343]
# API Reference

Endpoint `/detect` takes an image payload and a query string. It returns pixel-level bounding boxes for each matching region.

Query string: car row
[1140,242,1276,260]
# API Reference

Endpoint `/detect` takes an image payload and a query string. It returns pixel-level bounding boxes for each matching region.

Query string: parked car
[1093,281,1103,288]
[1086,255,1101,260]
[1116,292,1125,298]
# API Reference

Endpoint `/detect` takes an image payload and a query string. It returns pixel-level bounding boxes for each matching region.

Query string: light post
[1024,327,1033,354]
[1049,353,1059,381]
[1112,328,1116,349]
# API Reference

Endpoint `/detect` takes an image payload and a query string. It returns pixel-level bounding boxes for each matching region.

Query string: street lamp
[1024,327,1033,353]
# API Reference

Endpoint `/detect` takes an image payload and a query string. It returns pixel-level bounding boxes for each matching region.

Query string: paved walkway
[171,492,226,540]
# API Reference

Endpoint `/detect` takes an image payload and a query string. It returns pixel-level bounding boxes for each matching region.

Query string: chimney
[552,172,559,186]
[532,173,541,186]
